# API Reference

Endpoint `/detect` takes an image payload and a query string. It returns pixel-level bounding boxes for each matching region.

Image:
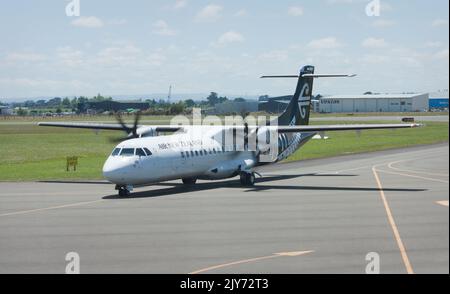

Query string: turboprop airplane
[39,65,422,197]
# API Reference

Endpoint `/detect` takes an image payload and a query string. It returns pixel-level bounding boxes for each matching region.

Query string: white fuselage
[102,127,258,185]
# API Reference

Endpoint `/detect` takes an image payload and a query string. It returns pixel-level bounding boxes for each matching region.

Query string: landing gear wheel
[240,172,255,186]
[182,178,197,185]
[116,185,130,197]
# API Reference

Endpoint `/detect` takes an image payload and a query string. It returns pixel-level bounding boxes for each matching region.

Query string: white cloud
[56,47,84,67]
[258,50,289,62]
[96,45,142,66]
[425,41,442,48]
[152,20,177,36]
[307,37,343,49]
[432,19,449,27]
[214,31,245,46]
[372,19,396,28]
[362,37,389,48]
[361,54,390,64]
[288,6,304,16]
[108,19,127,25]
[174,0,188,9]
[435,49,449,61]
[234,9,247,17]
[380,2,393,13]
[4,52,47,63]
[195,4,223,22]
[71,16,104,28]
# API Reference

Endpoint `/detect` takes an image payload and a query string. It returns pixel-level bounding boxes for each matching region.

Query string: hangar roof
[322,93,428,100]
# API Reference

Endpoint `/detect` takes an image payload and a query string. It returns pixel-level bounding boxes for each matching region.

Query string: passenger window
[136,148,146,157]
[190,151,194,157]
[111,148,121,156]
[181,152,185,158]
[120,148,135,156]
[195,151,199,156]
[186,151,189,158]
[143,148,152,156]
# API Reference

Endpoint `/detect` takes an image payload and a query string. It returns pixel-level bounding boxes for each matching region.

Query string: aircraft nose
[102,157,129,184]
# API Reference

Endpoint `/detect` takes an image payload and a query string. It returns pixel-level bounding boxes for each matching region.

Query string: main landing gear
[182,178,197,185]
[240,171,256,186]
[116,185,131,197]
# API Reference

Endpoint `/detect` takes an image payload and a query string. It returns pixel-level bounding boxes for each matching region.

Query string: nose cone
[102,157,130,184]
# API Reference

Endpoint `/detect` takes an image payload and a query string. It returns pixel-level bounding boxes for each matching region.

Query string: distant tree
[16,107,28,116]
[62,97,71,108]
[184,99,196,108]
[258,95,269,101]
[24,100,36,108]
[218,96,228,104]
[56,108,62,114]
[36,100,46,107]
[70,97,78,109]
[234,97,246,103]
[77,96,89,113]
[47,97,62,107]
[364,91,373,95]
[169,101,185,115]
[206,92,219,106]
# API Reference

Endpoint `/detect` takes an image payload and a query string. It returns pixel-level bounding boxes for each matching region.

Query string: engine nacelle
[136,127,157,138]
[202,158,256,180]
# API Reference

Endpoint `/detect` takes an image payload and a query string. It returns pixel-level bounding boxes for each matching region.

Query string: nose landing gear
[115,185,132,197]
[240,171,256,186]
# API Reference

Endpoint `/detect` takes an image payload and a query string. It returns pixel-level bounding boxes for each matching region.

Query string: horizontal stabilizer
[261,74,356,79]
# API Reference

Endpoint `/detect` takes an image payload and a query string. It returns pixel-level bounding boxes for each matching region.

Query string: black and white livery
[39,65,421,197]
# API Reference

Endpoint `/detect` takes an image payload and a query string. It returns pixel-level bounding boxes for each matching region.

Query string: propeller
[109,111,141,143]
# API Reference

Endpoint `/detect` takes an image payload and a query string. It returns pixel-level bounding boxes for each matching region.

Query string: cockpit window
[136,148,146,157]
[143,148,152,156]
[120,148,135,156]
[111,148,121,156]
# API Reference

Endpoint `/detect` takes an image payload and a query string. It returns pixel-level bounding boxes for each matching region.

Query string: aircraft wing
[275,123,422,133]
[37,122,182,132]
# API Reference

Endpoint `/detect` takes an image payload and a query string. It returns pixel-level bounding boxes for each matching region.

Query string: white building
[318,93,429,113]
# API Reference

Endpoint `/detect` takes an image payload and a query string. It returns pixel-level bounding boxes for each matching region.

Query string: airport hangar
[315,93,429,113]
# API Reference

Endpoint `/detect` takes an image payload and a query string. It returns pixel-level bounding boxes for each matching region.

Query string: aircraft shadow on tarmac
[101,173,426,200]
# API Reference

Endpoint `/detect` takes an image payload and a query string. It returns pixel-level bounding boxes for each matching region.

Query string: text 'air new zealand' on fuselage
[38,65,421,197]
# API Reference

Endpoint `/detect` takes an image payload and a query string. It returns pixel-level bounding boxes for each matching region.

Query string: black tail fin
[277,65,314,126]
[261,65,355,126]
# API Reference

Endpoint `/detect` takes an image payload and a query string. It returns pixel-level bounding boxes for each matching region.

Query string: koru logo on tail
[299,83,311,119]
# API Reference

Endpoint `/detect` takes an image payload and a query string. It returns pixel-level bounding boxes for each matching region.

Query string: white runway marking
[0,199,104,217]
[377,169,449,184]
[189,250,314,274]
[388,160,449,177]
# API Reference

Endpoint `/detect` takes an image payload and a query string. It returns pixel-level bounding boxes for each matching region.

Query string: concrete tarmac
[0,144,448,274]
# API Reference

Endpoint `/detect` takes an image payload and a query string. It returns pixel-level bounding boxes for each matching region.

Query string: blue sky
[0,0,448,100]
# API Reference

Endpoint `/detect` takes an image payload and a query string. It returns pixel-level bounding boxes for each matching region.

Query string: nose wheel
[116,185,131,197]
[240,171,256,186]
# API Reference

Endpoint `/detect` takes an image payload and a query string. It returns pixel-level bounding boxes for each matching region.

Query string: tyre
[182,178,197,185]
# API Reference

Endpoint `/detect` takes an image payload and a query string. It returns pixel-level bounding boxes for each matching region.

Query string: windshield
[120,148,135,157]
[111,148,121,156]
[113,147,153,157]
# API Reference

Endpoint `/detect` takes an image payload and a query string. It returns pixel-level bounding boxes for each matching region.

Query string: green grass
[0,119,448,181]
[285,121,449,162]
